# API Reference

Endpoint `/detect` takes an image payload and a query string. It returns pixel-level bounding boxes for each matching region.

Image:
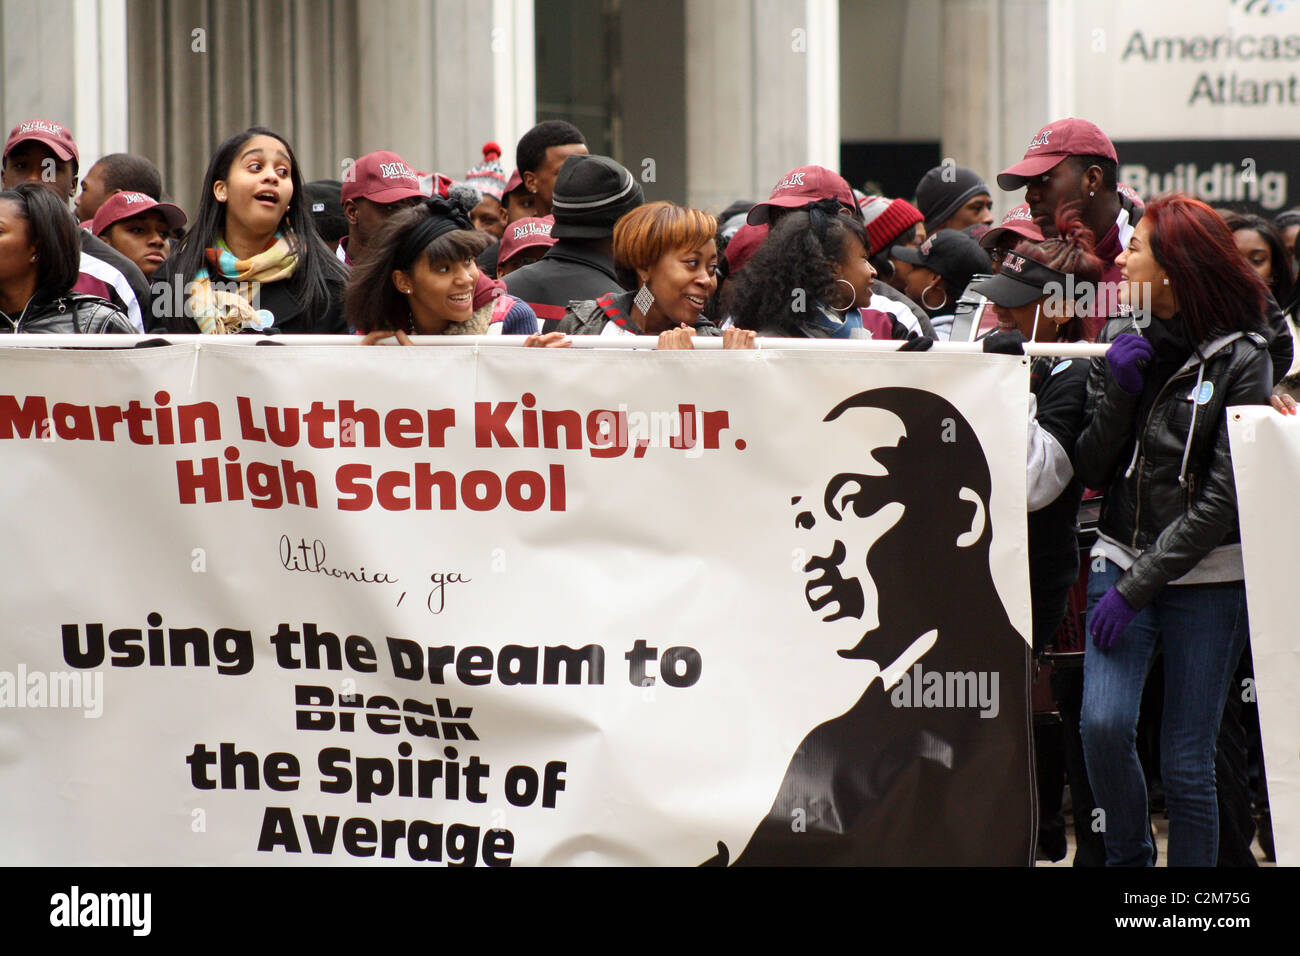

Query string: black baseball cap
[891,229,991,296]
[967,251,1067,308]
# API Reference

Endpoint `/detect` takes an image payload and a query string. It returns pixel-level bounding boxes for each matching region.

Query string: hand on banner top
[1270,392,1297,415]
[656,325,696,350]
[721,328,757,350]
[981,330,1027,356]
[897,335,934,352]
[523,332,571,348]
[359,329,415,346]
[1106,333,1156,395]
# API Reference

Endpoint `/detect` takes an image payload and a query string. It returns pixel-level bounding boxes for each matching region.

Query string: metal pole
[0,334,1113,357]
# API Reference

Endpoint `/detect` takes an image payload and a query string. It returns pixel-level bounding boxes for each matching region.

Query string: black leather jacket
[1074,318,1272,609]
[1,293,134,334]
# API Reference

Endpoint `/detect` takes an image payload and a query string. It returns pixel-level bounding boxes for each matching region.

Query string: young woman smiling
[724,202,899,340]
[558,201,723,344]
[153,126,347,334]
[345,195,545,343]
[1073,195,1273,867]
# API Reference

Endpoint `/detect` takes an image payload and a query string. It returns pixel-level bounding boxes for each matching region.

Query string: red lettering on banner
[475,401,518,448]
[238,396,267,442]
[331,463,567,512]
[177,450,318,508]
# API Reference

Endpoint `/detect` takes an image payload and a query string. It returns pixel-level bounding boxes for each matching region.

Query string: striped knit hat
[858,196,923,256]
[464,142,508,201]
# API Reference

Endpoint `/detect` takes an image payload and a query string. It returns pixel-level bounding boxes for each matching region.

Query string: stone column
[685,0,840,213]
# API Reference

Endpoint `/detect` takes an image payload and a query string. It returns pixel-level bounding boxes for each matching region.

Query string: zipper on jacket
[1126,361,1199,545]
[1132,456,1144,548]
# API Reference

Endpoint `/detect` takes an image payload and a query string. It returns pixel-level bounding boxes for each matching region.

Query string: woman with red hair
[1074,195,1273,866]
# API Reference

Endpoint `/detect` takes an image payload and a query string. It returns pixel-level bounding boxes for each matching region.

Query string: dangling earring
[921,283,948,312]
[634,281,655,316]
[831,278,857,312]
[1089,190,1096,197]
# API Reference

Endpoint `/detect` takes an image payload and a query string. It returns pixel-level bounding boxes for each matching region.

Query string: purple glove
[1106,333,1155,395]
[1090,586,1139,650]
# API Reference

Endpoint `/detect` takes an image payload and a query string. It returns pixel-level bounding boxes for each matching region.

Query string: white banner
[0,343,1033,866]
[1229,405,1300,867]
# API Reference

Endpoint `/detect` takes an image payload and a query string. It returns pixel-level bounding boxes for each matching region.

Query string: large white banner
[1230,405,1300,867]
[0,343,1033,866]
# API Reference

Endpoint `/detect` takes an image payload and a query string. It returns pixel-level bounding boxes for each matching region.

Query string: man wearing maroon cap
[746,165,860,227]
[997,118,1135,268]
[495,215,556,278]
[978,203,1045,274]
[1001,118,1293,377]
[338,150,426,266]
[3,118,151,332]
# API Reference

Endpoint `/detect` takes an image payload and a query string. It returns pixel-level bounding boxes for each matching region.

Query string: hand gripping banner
[0,343,1034,866]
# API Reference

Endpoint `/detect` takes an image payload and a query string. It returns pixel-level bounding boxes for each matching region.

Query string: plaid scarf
[188,233,299,334]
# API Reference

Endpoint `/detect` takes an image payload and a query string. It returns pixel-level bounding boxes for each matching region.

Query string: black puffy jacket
[1074,318,1272,609]
[1,293,134,334]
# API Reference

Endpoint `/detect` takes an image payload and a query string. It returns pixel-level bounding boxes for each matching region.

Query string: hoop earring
[633,282,655,316]
[921,284,948,312]
[831,278,857,312]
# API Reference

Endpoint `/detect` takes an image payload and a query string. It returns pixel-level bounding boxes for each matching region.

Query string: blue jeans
[1080,559,1248,866]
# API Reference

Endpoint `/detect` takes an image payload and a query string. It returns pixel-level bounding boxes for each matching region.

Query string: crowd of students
[2,111,1297,868]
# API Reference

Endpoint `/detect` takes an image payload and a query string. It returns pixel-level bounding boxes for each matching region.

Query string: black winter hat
[550,154,644,239]
[915,165,990,233]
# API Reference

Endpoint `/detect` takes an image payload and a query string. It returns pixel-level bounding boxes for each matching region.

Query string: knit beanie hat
[858,196,923,256]
[465,142,508,202]
[550,154,644,239]
[914,165,990,233]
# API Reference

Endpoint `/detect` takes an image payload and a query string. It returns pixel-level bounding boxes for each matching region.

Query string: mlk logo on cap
[18,120,65,137]
[511,221,552,240]
[776,172,806,190]
[378,161,416,182]
[1003,253,1026,274]
[122,192,149,205]
[1027,128,1052,150]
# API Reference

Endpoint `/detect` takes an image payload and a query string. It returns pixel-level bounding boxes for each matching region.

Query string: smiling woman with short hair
[558,201,721,340]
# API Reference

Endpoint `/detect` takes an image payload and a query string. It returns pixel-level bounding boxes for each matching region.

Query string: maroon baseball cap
[747,165,858,225]
[92,191,187,236]
[341,150,423,204]
[722,223,769,275]
[503,168,525,197]
[978,203,1044,250]
[498,215,556,265]
[997,119,1117,191]
[4,118,78,165]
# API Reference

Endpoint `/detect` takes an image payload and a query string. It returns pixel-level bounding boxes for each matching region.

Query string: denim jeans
[1080,559,1249,866]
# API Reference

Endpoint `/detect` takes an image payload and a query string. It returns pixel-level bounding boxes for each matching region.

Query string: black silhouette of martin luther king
[707,387,1034,866]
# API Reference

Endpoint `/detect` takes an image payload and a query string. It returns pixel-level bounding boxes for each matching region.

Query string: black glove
[981,330,1027,355]
[898,335,934,352]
